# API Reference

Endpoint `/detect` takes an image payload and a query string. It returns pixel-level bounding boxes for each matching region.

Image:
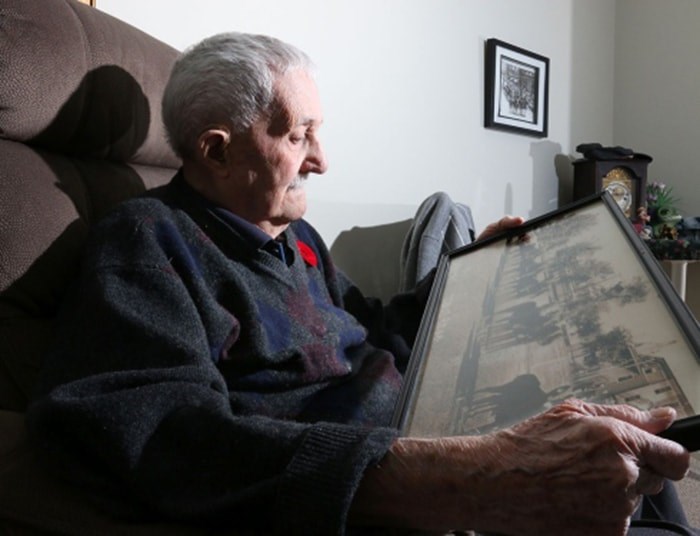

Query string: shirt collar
[212,207,294,266]
[210,206,273,250]
[177,173,294,263]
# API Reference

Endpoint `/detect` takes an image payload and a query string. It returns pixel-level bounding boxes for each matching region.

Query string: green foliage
[646,181,679,210]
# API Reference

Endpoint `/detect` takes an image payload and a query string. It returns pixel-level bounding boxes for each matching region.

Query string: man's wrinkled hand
[479,399,690,535]
[351,399,690,536]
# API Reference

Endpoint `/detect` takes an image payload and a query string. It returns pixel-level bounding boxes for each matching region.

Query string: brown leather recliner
[0,0,180,411]
[0,1,227,533]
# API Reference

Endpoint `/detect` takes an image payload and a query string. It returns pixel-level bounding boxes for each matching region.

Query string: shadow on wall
[529,140,563,219]
[504,183,514,216]
[555,152,575,209]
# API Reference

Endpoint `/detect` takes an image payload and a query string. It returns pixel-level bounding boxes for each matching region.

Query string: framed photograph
[484,38,549,137]
[392,193,700,438]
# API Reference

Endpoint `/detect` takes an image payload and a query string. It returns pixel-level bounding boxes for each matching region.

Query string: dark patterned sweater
[27,172,428,535]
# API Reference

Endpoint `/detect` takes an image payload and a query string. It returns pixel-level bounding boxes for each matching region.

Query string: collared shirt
[211,207,295,266]
[187,182,295,266]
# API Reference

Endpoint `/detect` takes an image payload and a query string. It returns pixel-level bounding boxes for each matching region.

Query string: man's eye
[290,128,314,145]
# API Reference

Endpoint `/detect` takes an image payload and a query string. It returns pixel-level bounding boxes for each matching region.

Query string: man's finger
[577,400,675,431]
[573,400,689,479]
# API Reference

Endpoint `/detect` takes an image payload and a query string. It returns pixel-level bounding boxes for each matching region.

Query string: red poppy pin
[296,240,318,267]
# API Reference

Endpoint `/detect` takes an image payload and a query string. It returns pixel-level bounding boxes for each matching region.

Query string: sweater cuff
[275,423,398,535]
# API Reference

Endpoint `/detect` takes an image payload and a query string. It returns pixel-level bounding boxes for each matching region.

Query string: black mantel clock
[572,154,652,221]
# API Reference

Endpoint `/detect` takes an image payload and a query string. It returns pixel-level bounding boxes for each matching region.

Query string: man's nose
[302,140,328,174]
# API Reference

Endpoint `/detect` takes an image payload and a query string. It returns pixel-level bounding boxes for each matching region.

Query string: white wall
[99,0,617,248]
[614,0,700,218]
[614,0,700,316]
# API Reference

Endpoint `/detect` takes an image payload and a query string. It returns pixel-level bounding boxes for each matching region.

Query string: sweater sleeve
[26,209,397,535]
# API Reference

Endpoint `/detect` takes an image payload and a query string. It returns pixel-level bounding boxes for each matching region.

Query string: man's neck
[181,163,289,239]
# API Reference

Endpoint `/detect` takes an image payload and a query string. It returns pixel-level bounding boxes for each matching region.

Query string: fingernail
[650,407,675,421]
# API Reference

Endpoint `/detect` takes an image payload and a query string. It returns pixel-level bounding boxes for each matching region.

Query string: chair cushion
[0,0,180,168]
[0,0,182,410]
[0,139,175,410]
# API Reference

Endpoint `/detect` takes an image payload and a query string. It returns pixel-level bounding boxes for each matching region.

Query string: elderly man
[28,32,691,535]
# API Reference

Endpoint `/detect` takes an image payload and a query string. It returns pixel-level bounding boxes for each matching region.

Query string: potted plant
[646,181,681,238]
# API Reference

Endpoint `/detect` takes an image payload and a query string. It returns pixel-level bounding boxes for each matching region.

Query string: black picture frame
[484,38,549,138]
[392,193,700,438]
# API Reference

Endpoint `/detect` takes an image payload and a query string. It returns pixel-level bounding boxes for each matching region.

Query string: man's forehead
[268,70,323,133]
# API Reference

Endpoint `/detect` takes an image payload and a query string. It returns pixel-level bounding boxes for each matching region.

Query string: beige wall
[97,1,700,313]
[614,0,700,319]
[98,0,617,246]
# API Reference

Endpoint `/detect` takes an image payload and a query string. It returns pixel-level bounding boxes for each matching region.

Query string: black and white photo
[484,38,549,137]
[393,193,700,438]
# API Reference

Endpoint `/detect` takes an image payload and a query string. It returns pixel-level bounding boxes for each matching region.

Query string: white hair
[162,32,313,158]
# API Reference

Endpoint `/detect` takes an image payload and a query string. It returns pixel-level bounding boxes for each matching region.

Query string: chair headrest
[0,0,181,168]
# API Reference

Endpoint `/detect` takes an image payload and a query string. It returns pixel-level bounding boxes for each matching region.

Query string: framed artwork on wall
[392,193,700,438]
[484,38,549,138]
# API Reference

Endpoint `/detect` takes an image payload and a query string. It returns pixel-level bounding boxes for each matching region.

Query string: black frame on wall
[484,38,549,138]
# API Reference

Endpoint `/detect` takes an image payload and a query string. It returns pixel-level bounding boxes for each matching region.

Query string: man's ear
[197,127,231,170]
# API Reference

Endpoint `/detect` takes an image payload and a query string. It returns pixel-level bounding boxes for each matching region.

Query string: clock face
[603,168,634,217]
[573,158,648,222]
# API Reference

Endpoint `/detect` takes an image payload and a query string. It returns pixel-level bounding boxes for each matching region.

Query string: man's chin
[282,193,307,222]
